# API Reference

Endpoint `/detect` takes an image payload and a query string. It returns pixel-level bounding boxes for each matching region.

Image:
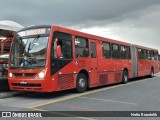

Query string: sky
[0,0,160,52]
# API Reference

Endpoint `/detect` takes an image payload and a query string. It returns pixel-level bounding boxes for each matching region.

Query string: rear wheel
[76,73,87,93]
[122,70,128,84]
[150,68,154,78]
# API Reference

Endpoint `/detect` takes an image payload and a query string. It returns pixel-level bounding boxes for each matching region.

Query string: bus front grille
[13,73,36,77]
[12,83,41,87]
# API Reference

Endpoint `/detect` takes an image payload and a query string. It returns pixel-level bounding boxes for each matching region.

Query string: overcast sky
[0,0,160,51]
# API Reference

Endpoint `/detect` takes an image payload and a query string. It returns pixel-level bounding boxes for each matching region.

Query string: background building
[0,20,23,54]
[0,20,23,90]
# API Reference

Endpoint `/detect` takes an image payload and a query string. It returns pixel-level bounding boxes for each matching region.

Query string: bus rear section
[131,44,159,78]
[136,45,159,77]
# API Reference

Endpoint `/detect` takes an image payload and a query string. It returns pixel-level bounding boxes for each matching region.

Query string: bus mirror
[56,45,62,58]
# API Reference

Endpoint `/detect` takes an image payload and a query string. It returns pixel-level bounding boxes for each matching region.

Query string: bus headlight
[35,70,46,79]
[9,73,13,78]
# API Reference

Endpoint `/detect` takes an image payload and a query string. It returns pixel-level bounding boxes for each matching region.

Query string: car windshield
[10,36,49,68]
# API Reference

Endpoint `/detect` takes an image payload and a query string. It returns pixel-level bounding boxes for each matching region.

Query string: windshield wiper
[27,35,40,52]
[25,35,40,66]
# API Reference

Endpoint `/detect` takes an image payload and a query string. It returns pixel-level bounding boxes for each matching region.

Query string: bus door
[89,39,98,86]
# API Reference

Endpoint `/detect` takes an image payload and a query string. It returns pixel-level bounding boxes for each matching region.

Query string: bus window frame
[75,36,89,58]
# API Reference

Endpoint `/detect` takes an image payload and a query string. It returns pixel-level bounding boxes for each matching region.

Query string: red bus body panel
[8,25,159,92]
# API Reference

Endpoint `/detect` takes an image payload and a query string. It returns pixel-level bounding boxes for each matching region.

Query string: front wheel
[122,70,128,84]
[76,73,87,93]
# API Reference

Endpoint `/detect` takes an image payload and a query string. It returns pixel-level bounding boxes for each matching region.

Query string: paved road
[0,74,160,120]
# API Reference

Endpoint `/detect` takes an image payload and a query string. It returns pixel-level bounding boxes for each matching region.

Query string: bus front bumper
[8,78,56,92]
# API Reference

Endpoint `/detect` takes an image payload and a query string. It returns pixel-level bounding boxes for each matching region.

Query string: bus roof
[17,25,51,33]
[135,44,158,52]
[54,25,158,51]
[53,25,131,46]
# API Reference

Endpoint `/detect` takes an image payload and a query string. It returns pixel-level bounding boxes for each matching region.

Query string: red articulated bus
[8,25,159,92]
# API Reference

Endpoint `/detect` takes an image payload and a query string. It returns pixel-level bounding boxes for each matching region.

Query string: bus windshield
[10,35,49,68]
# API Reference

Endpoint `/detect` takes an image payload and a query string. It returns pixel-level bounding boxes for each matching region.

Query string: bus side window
[147,50,151,60]
[102,42,111,58]
[112,44,120,59]
[126,46,131,59]
[143,49,147,60]
[75,37,89,58]
[52,32,72,59]
[150,51,154,60]
[138,48,143,59]
[154,51,158,60]
[120,45,130,59]
[120,45,125,59]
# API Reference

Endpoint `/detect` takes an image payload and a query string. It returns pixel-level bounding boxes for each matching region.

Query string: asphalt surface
[0,74,160,120]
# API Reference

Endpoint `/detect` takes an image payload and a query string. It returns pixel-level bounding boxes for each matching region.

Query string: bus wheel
[150,68,154,78]
[122,70,128,84]
[76,73,87,93]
